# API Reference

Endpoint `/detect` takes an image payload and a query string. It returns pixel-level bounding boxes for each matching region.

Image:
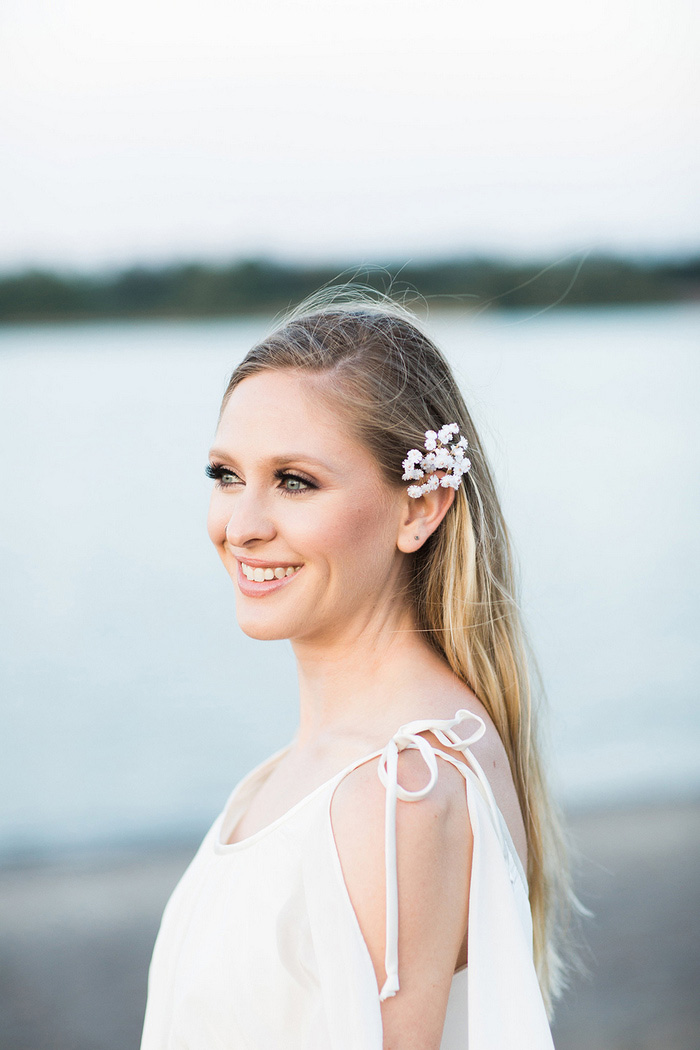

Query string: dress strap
[375,708,486,1001]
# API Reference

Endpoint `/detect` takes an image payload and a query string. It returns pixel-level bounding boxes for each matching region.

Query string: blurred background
[1,1,698,1048]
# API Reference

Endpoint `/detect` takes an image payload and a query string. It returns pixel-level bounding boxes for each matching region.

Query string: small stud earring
[414,535,420,541]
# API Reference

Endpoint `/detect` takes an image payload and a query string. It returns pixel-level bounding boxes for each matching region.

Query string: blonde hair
[220,286,577,1015]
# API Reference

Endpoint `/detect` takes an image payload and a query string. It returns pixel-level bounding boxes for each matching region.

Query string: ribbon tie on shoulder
[375,708,485,1001]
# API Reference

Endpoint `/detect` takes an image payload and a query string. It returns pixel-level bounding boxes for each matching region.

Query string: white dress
[140,709,556,1049]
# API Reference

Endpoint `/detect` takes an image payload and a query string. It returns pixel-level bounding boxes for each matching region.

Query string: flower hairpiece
[402,423,471,498]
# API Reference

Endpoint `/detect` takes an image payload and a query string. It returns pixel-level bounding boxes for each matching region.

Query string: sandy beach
[1,798,698,1050]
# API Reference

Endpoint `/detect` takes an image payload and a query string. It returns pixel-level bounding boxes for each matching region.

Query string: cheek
[312,495,395,574]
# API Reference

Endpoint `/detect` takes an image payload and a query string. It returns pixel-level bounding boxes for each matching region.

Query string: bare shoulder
[417,694,529,872]
[330,749,472,1050]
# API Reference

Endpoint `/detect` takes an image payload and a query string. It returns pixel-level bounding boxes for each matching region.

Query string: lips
[235,559,303,598]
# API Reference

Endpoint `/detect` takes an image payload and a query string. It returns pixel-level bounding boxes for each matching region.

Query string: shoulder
[330,747,472,1043]
[330,747,471,885]
[332,741,470,827]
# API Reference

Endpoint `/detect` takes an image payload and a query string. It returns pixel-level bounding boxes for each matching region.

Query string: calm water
[1,305,699,858]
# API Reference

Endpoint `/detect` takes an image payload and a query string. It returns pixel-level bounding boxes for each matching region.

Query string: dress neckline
[213,718,528,892]
[214,739,384,854]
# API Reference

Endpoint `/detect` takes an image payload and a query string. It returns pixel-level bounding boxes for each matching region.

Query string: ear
[396,480,456,553]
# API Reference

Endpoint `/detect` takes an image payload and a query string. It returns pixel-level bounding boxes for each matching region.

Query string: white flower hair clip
[402,423,471,498]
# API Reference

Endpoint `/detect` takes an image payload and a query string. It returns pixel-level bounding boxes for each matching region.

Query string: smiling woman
[139,288,575,1050]
[205,368,413,645]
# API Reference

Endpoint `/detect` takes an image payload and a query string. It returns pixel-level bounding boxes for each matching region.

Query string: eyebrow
[207,449,340,474]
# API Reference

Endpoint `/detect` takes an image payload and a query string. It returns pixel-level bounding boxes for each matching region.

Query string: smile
[241,562,302,582]
[235,560,304,599]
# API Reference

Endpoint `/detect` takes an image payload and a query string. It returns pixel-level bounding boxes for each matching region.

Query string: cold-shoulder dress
[140,708,556,1049]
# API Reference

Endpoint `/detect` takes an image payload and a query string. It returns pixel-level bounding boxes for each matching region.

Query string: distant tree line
[0,254,698,323]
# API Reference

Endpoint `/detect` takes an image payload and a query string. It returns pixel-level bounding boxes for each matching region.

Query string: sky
[1,0,698,271]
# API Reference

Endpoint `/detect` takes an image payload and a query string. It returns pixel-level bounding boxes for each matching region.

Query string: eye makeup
[205,463,317,495]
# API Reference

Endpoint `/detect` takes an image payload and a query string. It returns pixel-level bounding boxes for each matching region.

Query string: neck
[290,600,455,749]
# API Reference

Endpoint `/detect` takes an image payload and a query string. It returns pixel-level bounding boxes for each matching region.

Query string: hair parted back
[219,283,578,1016]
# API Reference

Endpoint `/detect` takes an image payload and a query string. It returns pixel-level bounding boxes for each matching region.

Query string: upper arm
[330,749,473,1050]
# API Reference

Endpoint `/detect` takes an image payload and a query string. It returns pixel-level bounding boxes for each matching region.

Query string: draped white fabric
[141,710,556,1050]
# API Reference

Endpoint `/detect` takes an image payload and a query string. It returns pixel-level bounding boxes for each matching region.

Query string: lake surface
[1,304,698,858]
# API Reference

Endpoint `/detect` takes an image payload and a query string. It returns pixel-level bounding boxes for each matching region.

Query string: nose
[222,489,277,550]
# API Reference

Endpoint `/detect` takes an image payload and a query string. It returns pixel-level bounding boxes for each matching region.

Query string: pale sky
[1,0,698,271]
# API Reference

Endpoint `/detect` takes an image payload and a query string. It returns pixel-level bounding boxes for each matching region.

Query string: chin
[237,620,292,642]
[234,603,299,642]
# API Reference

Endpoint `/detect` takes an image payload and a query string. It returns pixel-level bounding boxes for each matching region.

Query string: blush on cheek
[353,485,399,539]
[325,498,384,551]
[329,495,397,583]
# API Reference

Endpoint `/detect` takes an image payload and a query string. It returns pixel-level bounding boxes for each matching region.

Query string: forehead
[215,369,374,467]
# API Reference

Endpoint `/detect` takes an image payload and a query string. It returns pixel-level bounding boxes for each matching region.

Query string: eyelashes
[205,463,236,484]
[205,463,316,496]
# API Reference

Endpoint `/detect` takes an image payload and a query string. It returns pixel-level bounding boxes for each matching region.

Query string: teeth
[241,563,301,582]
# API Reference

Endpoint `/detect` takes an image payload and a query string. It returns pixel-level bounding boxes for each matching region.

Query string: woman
[140,291,574,1049]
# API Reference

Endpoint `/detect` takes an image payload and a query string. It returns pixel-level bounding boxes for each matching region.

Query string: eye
[277,471,316,495]
[205,463,241,488]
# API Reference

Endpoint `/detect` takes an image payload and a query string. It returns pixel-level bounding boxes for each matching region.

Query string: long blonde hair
[220,287,577,1015]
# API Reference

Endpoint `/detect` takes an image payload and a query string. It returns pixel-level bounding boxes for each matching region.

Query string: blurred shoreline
[1,254,698,324]
[1,796,698,1050]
